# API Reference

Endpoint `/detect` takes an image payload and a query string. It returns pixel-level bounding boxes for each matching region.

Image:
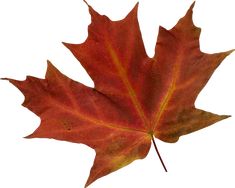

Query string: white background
[0,0,235,187]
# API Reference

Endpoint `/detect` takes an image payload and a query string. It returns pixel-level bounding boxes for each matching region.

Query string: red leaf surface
[7,2,233,187]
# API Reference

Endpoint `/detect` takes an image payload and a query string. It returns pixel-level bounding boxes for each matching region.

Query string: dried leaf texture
[7,2,233,187]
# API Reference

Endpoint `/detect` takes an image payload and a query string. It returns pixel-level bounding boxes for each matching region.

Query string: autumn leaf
[5,2,233,187]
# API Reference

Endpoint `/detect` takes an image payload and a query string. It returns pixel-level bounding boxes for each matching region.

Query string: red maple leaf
[6,2,233,187]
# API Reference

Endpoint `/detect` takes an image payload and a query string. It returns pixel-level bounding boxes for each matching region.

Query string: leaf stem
[151,135,168,172]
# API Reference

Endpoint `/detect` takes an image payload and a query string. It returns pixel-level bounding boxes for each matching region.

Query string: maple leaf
[5,2,233,187]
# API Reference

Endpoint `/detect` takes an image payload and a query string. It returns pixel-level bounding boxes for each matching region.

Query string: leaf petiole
[151,135,168,172]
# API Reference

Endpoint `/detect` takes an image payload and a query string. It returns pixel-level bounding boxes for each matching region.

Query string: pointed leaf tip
[46,60,55,72]
[187,1,196,14]
[86,1,139,24]
[86,2,101,21]
[24,134,33,139]
[226,49,235,55]
[179,1,196,24]
[127,2,139,19]
[46,60,52,66]
[45,60,63,80]
[83,0,89,7]
[132,2,139,14]
[1,77,10,81]
[171,1,200,34]
[191,1,196,9]
[222,115,231,119]
[62,42,74,50]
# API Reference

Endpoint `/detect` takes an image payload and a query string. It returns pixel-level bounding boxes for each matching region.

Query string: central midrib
[106,42,149,129]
